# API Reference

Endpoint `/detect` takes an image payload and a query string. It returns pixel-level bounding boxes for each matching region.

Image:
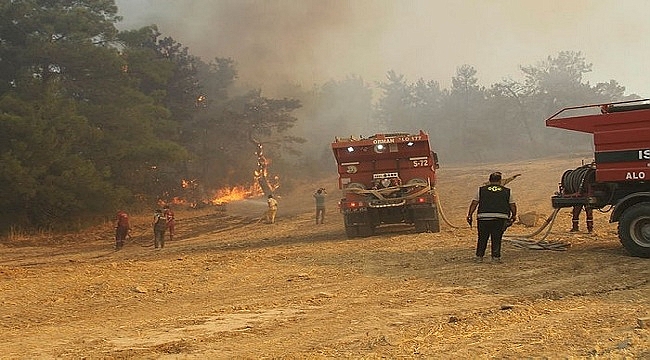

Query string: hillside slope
[1,156,648,358]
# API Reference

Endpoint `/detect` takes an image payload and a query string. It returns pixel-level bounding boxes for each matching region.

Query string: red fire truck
[546,99,650,257]
[331,131,440,237]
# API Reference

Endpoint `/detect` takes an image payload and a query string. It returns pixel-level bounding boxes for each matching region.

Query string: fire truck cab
[331,130,440,238]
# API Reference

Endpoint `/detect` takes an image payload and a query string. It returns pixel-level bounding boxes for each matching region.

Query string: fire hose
[433,187,461,229]
[344,183,430,202]
[122,228,155,247]
[561,164,595,195]
[434,173,569,250]
[503,208,570,251]
[433,173,524,230]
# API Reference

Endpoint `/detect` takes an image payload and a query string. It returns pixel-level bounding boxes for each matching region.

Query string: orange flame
[182,179,197,189]
[157,197,188,207]
[158,140,281,208]
[210,183,263,205]
[169,197,188,205]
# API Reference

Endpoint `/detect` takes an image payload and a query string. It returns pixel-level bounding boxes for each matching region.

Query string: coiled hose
[561,164,596,195]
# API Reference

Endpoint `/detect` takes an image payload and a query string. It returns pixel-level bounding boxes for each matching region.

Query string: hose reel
[561,164,596,195]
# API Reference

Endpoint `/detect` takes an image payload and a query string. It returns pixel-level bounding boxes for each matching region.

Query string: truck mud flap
[344,212,375,238]
[410,205,440,233]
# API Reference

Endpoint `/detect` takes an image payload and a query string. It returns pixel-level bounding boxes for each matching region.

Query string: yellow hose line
[505,208,560,239]
[433,187,461,229]
[345,184,431,201]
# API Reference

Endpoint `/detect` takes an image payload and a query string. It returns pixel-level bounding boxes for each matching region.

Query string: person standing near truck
[570,204,593,233]
[466,172,517,263]
[313,188,326,224]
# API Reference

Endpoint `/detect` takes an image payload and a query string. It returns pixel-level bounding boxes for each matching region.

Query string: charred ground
[0,157,649,358]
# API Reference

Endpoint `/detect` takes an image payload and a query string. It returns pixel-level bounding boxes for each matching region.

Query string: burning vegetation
[157,137,279,210]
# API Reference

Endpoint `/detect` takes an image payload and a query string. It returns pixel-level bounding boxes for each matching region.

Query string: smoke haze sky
[114,0,650,97]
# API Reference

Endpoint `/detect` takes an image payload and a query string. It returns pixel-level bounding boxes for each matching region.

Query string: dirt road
[1,157,648,359]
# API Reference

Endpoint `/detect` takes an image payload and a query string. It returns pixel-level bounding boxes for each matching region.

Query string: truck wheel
[428,219,440,233]
[415,220,440,233]
[345,225,357,238]
[357,224,375,237]
[618,202,650,258]
[414,220,428,233]
[429,206,441,232]
[344,214,357,238]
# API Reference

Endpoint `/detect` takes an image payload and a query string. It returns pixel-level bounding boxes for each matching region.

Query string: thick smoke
[115,0,650,96]
[115,0,389,93]
[114,0,650,169]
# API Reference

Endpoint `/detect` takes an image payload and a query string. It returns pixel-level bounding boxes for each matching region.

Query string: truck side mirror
[431,151,440,169]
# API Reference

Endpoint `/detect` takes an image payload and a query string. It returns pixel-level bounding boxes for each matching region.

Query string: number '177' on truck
[331,131,441,238]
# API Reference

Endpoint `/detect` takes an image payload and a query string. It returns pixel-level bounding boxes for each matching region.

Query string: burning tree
[192,89,301,191]
[252,137,274,197]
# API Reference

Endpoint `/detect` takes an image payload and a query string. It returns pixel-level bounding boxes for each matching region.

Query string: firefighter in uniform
[466,172,517,263]
[570,204,593,233]
[115,210,130,250]
[163,205,175,241]
[266,194,278,224]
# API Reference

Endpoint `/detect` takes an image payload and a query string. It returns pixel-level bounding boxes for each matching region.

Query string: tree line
[0,1,637,232]
[0,1,302,231]
[293,53,636,166]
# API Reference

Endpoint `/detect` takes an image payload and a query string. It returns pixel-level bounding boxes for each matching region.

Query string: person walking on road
[153,209,167,249]
[266,194,278,224]
[115,210,130,250]
[313,188,326,224]
[466,172,517,263]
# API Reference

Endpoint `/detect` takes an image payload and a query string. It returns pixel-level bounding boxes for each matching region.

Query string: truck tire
[414,219,440,233]
[618,202,650,258]
[428,219,441,233]
[429,206,441,232]
[414,220,428,233]
[345,225,357,238]
[343,213,374,238]
[345,224,374,238]
[357,224,375,237]
[413,205,440,233]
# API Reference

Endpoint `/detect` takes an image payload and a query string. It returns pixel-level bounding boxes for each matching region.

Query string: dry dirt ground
[1,156,649,359]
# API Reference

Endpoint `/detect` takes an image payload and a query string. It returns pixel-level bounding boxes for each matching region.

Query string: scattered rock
[518,212,540,227]
[638,317,650,329]
[500,304,514,310]
[448,316,460,323]
[616,339,631,349]
[133,286,148,294]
